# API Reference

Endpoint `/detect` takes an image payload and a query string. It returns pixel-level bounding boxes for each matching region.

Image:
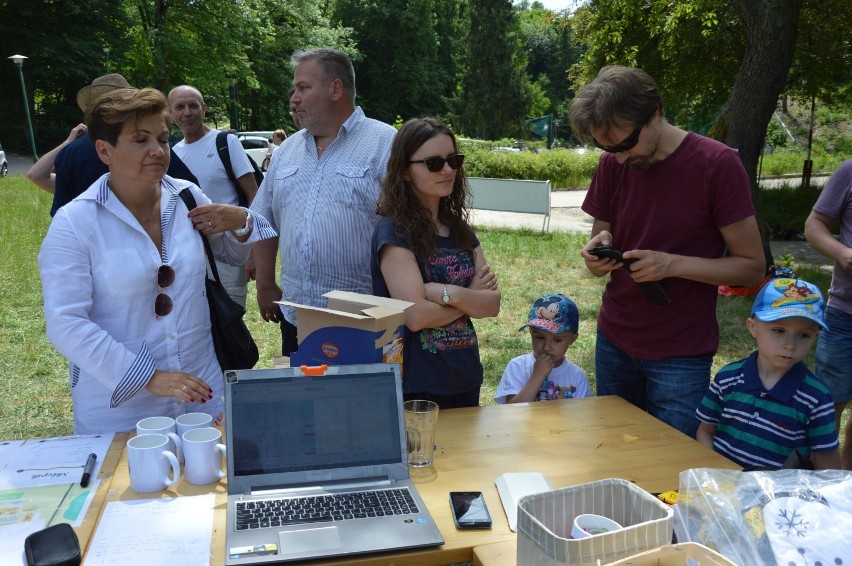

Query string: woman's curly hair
[376,117,473,261]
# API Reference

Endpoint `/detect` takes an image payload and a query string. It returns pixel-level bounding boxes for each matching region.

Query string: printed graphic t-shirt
[371,218,483,395]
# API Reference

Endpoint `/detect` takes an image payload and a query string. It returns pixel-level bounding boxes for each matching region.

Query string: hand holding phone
[450,491,492,529]
[588,246,670,305]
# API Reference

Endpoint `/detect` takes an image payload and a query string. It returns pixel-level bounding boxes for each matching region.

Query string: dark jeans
[595,329,711,439]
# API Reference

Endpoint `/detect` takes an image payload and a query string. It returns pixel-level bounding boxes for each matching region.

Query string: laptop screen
[230,370,402,477]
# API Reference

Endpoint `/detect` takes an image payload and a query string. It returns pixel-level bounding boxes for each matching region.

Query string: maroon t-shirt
[582,132,755,360]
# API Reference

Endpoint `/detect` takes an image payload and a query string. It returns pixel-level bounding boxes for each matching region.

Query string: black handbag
[178,189,259,371]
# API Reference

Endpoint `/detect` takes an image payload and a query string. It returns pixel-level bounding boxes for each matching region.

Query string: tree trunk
[720,0,803,269]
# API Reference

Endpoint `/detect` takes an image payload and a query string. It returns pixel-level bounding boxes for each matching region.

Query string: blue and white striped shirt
[696,351,838,469]
[252,107,396,324]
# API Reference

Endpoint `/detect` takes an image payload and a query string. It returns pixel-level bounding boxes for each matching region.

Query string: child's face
[747,316,820,374]
[529,327,577,366]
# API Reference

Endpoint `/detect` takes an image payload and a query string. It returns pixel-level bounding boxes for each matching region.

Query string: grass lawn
[0,174,844,446]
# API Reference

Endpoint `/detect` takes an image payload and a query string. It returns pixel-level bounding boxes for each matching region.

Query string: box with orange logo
[280,291,412,368]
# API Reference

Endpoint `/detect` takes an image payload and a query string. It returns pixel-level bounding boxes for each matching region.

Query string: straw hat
[76,73,132,112]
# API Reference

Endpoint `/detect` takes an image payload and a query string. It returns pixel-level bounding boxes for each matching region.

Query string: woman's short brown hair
[86,88,171,147]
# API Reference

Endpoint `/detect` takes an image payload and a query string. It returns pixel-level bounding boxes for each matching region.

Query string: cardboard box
[517,478,673,566]
[281,291,412,367]
[606,543,736,565]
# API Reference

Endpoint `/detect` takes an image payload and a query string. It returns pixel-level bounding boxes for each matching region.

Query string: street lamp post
[8,54,39,163]
[103,46,110,73]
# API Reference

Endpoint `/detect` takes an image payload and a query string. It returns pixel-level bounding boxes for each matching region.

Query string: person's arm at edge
[696,421,717,450]
[812,449,841,470]
[805,210,852,272]
[236,172,259,204]
[253,237,282,322]
[27,123,87,193]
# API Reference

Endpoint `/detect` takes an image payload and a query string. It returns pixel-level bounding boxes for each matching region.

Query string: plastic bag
[673,468,852,565]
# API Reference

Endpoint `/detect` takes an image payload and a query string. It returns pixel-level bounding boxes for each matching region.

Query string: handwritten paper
[85,494,215,566]
[0,434,113,489]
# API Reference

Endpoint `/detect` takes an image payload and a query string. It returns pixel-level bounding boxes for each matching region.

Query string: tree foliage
[329,0,461,124]
[451,0,531,139]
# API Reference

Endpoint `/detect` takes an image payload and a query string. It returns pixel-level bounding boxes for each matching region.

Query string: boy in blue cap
[495,294,590,404]
[696,278,840,469]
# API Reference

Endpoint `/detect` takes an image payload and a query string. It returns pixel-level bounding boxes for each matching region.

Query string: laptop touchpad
[279,526,342,554]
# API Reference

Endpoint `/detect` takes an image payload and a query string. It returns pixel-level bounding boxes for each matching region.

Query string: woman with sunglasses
[38,88,275,434]
[371,117,501,409]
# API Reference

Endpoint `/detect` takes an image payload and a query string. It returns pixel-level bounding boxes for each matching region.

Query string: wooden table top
[89,396,738,565]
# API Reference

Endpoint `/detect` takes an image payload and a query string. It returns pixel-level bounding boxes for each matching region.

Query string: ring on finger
[181,385,188,393]
[207,221,213,228]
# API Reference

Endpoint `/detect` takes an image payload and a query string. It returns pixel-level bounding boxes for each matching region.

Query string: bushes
[460,143,600,188]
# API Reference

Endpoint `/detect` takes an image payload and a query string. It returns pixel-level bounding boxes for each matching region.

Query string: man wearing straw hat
[39,74,196,216]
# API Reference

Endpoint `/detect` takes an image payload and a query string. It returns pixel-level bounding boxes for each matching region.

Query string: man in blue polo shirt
[696,278,840,470]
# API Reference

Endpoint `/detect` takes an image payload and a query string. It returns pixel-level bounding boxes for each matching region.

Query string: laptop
[223,363,444,564]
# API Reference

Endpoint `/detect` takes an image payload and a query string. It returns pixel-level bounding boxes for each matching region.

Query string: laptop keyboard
[235,488,420,530]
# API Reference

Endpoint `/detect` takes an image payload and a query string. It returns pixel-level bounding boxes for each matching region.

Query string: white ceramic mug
[176,412,213,438]
[137,416,183,464]
[127,434,181,493]
[182,427,227,485]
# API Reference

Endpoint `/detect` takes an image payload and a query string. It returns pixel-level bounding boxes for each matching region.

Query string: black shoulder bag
[215,131,264,207]
[178,188,259,371]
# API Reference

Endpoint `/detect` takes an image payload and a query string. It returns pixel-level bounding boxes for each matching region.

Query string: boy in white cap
[495,294,590,404]
[696,278,840,470]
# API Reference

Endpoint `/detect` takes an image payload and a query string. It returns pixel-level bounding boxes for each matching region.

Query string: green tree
[330,0,459,124]
[518,5,581,118]
[0,0,132,151]
[453,0,531,139]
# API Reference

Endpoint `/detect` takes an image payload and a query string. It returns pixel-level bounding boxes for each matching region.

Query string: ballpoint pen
[80,452,97,487]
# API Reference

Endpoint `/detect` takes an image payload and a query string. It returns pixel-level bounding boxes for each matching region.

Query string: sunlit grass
[0,175,844,448]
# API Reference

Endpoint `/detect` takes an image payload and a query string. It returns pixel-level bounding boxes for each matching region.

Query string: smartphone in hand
[450,491,492,529]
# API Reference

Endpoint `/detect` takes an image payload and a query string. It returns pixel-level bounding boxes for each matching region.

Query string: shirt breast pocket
[335,165,375,212]
[273,166,299,209]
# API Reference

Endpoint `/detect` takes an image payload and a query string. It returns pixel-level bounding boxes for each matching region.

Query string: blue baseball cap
[751,278,828,331]
[520,294,579,334]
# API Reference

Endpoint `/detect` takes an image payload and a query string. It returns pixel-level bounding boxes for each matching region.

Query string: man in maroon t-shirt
[569,66,765,438]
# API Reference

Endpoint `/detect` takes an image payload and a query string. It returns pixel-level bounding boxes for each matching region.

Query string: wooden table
[90,396,738,565]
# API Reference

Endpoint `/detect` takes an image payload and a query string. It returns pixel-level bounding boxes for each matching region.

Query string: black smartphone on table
[449,491,492,529]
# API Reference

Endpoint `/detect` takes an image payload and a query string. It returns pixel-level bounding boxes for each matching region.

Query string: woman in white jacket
[38,87,275,434]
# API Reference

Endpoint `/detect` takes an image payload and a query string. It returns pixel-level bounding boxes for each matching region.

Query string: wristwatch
[234,210,253,237]
[442,284,450,304]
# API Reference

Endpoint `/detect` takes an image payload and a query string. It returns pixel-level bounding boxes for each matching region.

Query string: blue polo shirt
[696,351,838,469]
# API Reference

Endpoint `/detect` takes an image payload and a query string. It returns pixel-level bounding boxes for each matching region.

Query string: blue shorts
[814,306,852,404]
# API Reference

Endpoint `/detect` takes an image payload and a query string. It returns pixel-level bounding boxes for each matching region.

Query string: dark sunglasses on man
[593,109,658,153]
[408,154,465,172]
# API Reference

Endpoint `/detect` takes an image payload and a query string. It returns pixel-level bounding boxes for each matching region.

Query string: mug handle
[167,432,183,463]
[161,450,181,487]
[215,444,227,479]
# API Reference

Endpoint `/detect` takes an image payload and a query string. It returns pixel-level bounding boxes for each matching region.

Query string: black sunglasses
[593,124,644,153]
[155,264,175,317]
[408,154,465,173]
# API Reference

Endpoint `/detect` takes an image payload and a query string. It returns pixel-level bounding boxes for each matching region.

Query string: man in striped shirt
[251,47,396,356]
[696,278,840,470]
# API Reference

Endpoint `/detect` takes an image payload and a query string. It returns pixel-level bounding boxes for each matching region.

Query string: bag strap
[177,188,223,285]
[215,131,249,206]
